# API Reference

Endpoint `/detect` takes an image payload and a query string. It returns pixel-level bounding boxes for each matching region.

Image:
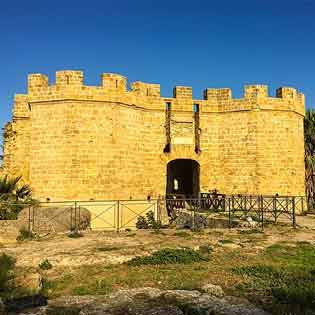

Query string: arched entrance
[166,159,200,198]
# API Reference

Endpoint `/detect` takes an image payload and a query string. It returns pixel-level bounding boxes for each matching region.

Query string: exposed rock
[200,283,225,298]
[108,287,163,301]
[25,288,269,315]
[4,295,47,313]
[175,212,207,229]
[46,296,101,315]
[80,302,183,315]
[246,216,258,228]
[18,206,91,233]
[223,295,250,305]
[175,211,239,229]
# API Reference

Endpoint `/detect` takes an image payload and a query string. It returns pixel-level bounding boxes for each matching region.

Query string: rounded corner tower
[0,71,306,202]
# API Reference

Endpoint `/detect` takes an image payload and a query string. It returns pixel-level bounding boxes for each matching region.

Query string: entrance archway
[166,159,200,198]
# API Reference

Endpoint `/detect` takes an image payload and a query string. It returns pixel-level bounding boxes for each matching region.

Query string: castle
[0,70,306,202]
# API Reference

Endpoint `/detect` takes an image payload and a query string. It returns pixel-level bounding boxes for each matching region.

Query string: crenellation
[28,73,48,93]
[244,85,268,100]
[276,87,297,100]
[56,70,84,87]
[1,70,305,205]
[101,73,127,93]
[12,94,30,118]
[131,81,161,97]
[24,71,305,115]
[173,86,193,99]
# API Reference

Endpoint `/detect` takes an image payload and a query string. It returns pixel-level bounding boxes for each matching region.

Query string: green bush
[39,259,53,270]
[136,211,161,230]
[0,253,16,293]
[68,230,83,238]
[16,226,34,241]
[136,216,149,229]
[146,211,161,230]
[127,248,209,266]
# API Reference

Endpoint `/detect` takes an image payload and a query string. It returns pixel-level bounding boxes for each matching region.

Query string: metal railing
[166,194,306,229]
[0,193,306,235]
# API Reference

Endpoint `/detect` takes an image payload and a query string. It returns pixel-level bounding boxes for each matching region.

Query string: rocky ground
[1,214,315,314]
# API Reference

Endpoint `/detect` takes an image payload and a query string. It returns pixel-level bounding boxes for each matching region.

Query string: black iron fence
[166,194,306,229]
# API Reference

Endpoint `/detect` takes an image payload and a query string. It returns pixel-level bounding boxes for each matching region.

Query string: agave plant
[305,109,315,211]
[0,175,34,219]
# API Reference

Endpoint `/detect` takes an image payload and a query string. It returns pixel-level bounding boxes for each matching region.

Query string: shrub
[136,211,161,230]
[39,259,53,270]
[16,226,34,241]
[127,248,209,266]
[68,230,83,238]
[0,253,16,293]
[146,211,161,230]
[136,216,149,229]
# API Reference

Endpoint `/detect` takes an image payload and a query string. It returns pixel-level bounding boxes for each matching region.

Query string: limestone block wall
[0,70,306,201]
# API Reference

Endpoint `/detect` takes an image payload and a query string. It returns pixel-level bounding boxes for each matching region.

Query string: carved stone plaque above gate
[171,120,193,145]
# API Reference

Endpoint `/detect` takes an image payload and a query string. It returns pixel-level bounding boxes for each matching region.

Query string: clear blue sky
[0,0,314,146]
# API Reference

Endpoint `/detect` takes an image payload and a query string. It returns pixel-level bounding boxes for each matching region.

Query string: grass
[0,253,16,296]
[37,241,315,315]
[232,242,315,314]
[41,260,230,298]
[5,227,315,315]
[127,248,209,266]
[173,231,191,238]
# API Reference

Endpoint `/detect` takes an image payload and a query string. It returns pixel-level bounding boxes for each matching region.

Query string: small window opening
[193,103,199,112]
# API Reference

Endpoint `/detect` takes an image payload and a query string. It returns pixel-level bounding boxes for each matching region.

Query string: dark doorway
[166,159,200,198]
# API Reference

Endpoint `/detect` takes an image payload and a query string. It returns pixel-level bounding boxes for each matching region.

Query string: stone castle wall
[0,70,305,201]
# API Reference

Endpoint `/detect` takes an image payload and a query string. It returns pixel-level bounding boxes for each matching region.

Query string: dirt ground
[1,214,315,269]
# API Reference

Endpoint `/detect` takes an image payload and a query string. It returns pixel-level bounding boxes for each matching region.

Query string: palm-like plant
[304,109,315,211]
[0,175,33,219]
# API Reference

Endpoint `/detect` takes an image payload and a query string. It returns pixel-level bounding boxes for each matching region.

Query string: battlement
[131,81,160,97]
[24,70,305,115]
[56,70,84,86]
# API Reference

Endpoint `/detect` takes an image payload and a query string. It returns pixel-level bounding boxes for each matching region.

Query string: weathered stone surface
[18,207,91,233]
[0,71,305,219]
[26,288,269,315]
[46,296,101,315]
[201,283,225,298]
